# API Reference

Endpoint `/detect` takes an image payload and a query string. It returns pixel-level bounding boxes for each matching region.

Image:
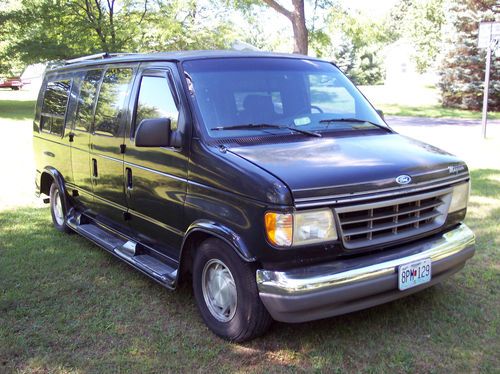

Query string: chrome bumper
[257,224,475,323]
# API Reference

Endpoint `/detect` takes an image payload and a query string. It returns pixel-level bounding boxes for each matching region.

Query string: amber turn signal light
[264,212,293,247]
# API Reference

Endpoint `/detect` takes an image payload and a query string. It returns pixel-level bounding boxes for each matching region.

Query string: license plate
[398,258,432,291]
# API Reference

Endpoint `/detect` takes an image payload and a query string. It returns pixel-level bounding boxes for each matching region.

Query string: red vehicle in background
[0,76,24,90]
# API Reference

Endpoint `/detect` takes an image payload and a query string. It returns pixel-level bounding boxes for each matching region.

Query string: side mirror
[376,109,385,120]
[135,118,171,147]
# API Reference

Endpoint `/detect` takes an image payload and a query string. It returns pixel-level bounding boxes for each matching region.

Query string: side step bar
[115,242,178,284]
[67,215,177,288]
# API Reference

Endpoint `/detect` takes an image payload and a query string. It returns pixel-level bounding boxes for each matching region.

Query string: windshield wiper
[319,118,391,131]
[211,123,322,137]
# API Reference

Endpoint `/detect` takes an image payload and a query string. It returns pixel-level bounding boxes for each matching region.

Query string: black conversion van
[33,51,475,342]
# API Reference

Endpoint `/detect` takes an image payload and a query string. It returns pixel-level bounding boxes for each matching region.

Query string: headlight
[449,182,470,213]
[265,209,338,247]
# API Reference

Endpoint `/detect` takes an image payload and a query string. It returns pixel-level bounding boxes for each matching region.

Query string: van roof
[49,50,324,73]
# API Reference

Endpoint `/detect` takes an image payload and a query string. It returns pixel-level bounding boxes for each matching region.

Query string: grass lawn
[359,84,500,120]
[0,88,36,121]
[378,104,500,120]
[0,99,36,121]
[1,91,499,373]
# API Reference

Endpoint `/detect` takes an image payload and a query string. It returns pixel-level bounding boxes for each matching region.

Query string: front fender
[181,219,256,262]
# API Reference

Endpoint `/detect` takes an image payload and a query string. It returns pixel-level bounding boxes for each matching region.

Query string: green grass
[1,174,499,373]
[379,104,500,120]
[0,93,499,372]
[0,99,36,121]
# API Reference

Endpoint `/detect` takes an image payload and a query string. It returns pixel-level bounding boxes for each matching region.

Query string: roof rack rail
[65,52,137,64]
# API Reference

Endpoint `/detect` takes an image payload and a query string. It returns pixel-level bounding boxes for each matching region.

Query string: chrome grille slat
[340,200,444,225]
[342,211,442,236]
[335,188,452,249]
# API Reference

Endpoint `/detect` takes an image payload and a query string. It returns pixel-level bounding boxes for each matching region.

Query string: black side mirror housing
[135,118,171,147]
[376,109,385,120]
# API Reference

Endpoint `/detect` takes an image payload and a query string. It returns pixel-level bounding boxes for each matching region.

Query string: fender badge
[396,175,412,185]
[448,165,465,174]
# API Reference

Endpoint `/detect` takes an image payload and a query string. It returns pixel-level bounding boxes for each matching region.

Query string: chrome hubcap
[202,259,237,322]
[53,190,64,225]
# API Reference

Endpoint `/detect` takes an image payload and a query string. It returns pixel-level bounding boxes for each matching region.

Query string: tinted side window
[94,68,133,136]
[135,75,179,133]
[41,79,71,135]
[74,70,103,132]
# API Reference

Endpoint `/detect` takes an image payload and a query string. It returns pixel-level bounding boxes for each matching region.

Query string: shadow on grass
[0,100,35,121]
[0,206,498,373]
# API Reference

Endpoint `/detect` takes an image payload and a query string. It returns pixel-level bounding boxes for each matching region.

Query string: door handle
[126,167,133,190]
[68,133,74,142]
[92,158,98,178]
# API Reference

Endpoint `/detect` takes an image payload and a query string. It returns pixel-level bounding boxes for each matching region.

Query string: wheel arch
[40,167,69,203]
[176,220,257,286]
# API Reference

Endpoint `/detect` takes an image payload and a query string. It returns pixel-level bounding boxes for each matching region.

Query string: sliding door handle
[126,167,133,190]
[92,158,98,178]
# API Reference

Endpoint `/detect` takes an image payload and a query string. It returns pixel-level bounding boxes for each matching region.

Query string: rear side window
[135,75,179,134]
[74,70,103,132]
[41,80,71,136]
[94,68,133,136]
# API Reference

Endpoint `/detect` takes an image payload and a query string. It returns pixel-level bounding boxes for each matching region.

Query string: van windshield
[183,57,388,138]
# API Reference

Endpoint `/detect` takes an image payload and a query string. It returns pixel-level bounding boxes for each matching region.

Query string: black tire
[192,238,273,342]
[49,182,72,233]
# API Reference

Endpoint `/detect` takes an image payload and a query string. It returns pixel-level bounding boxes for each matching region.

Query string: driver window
[135,75,179,135]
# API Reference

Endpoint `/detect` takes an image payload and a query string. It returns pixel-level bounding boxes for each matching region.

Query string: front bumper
[257,224,475,323]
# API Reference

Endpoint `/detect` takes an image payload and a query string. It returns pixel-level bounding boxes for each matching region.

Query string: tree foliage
[438,0,499,111]
[385,0,445,73]
[314,5,390,85]
[0,0,234,75]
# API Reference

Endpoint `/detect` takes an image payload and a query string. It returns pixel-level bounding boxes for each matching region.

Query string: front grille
[335,188,452,249]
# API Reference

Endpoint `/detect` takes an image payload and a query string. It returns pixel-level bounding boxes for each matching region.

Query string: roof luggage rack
[65,52,137,64]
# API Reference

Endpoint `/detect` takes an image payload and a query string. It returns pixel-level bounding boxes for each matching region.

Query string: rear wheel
[192,238,272,342]
[49,182,72,233]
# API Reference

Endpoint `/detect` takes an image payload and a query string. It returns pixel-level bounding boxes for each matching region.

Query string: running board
[77,223,127,251]
[66,216,176,288]
[115,242,177,285]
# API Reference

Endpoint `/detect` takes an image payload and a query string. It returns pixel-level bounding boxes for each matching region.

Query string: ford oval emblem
[396,175,412,185]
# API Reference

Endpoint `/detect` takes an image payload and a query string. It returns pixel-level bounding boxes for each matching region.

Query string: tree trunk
[291,0,307,54]
[106,0,116,51]
[262,0,308,55]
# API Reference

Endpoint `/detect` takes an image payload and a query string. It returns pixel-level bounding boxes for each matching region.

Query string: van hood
[227,133,468,203]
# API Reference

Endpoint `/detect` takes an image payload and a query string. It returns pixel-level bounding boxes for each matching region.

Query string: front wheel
[49,182,72,233]
[192,238,272,342]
